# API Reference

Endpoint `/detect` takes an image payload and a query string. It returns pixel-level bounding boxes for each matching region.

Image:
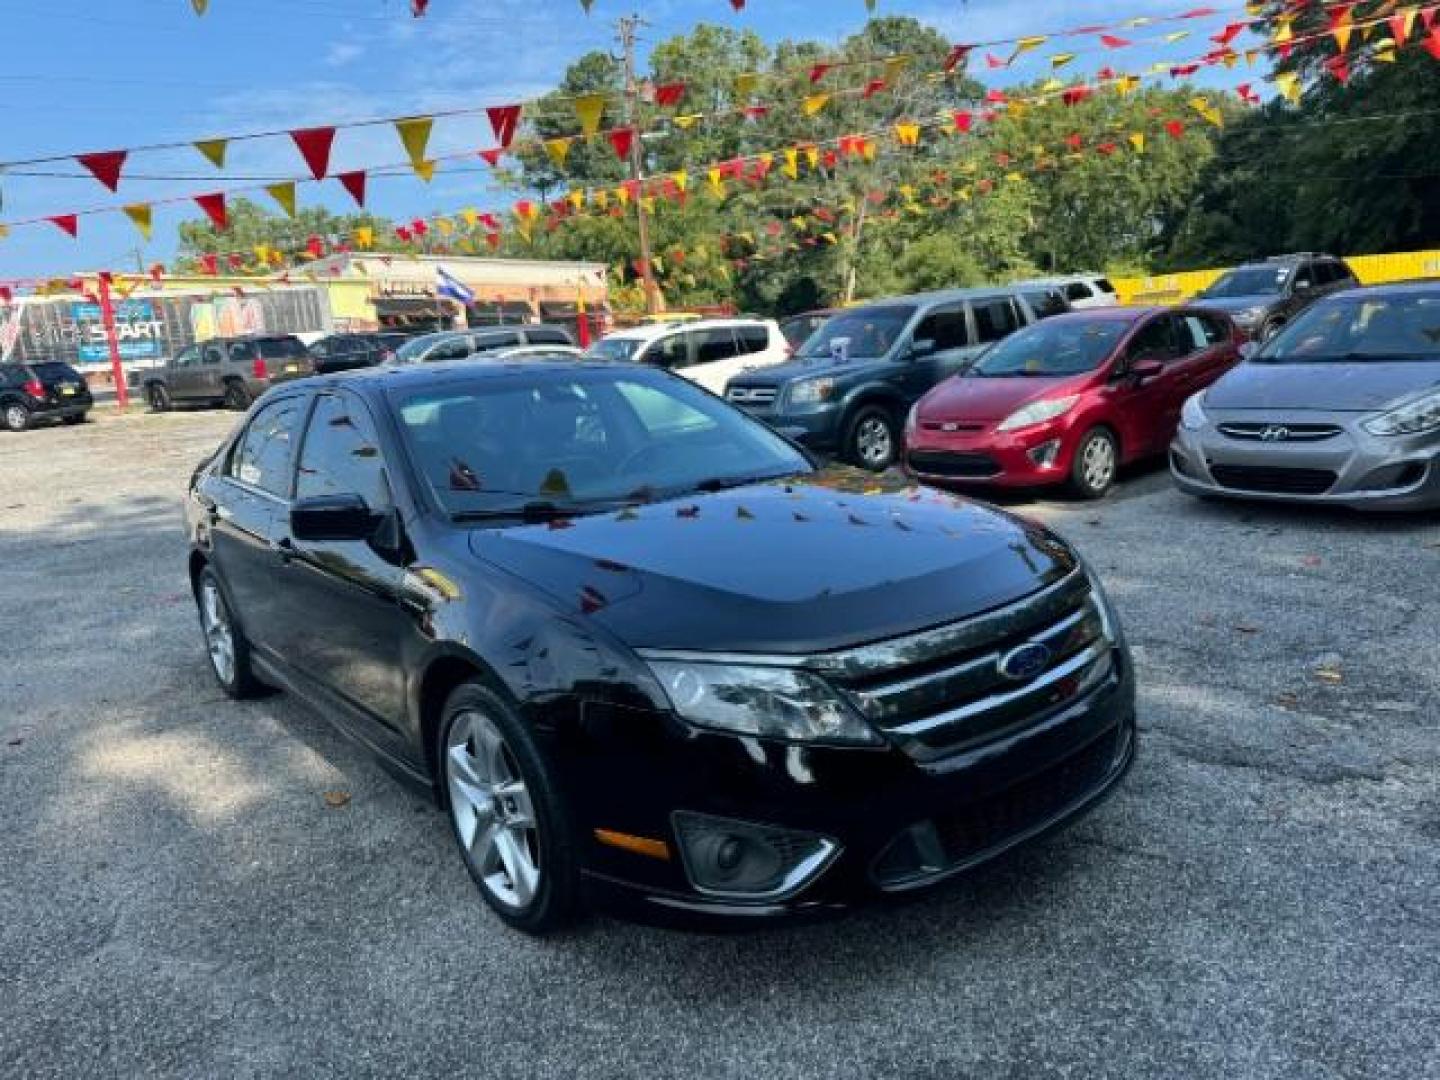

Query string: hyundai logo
[1260,425,1291,442]
[997,642,1052,682]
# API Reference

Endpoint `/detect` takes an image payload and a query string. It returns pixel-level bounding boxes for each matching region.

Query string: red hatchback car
[905,307,1243,498]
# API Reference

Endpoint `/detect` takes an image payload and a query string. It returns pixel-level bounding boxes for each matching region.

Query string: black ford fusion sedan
[185,359,1135,933]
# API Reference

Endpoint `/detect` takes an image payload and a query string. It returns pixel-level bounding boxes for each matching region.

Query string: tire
[147,383,172,412]
[845,404,899,472]
[1259,317,1285,343]
[1069,427,1119,500]
[223,380,252,411]
[2,401,31,432]
[439,680,579,934]
[195,567,262,699]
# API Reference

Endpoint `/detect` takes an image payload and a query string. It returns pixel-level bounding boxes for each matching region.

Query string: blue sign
[70,299,165,362]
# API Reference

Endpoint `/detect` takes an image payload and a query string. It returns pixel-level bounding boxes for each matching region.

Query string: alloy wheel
[445,709,542,910]
[1081,434,1116,493]
[4,404,28,432]
[856,416,893,469]
[199,578,236,685]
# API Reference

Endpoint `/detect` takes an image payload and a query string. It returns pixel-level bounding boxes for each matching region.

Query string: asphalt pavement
[1,408,1436,1079]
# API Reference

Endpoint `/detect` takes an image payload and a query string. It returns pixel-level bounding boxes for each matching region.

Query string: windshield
[1255,295,1440,363]
[971,319,1128,377]
[797,305,916,362]
[396,334,447,363]
[390,368,810,517]
[583,337,644,363]
[1201,265,1291,298]
[256,338,308,359]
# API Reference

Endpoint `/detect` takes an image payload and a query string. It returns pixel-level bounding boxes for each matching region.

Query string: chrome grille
[1217,422,1343,442]
[726,386,777,406]
[816,571,1115,761]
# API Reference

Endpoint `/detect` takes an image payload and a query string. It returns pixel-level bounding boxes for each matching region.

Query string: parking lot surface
[2,409,1437,1079]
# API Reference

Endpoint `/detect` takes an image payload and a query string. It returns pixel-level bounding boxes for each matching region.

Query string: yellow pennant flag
[194,139,228,168]
[395,117,433,169]
[1273,21,1294,50]
[568,190,585,210]
[783,148,799,179]
[545,138,572,167]
[861,139,877,162]
[1332,11,1354,53]
[573,93,606,137]
[1275,72,1302,103]
[414,160,437,182]
[707,167,724,197]
[1223,52,1240,69]
[593,189,609,209]
[883,56,909,85]
[253,245,270,264]
[435,217,455,236]
[803,93,830,116]
[803,145,820,169]
[1005,172,1024,183]
[1114,75,1141,95]
[1050,52,1076,69]
[354,226,374,249]
[1041,77,1065,93]
[615,184,630,206]
[1011,36,1047,62]
[673,169,689,192]
[894,121,920,146]
[0,224,8,242]
[265,181,297,218]
[1128,132,1145,154]
[123,204,153,240]
[673,114,702,129]
[1394,8,1418,42]
[1244,48,1263,65]
[460,207,479,227]
[734,72,759,100]
[1374,42,1398,63]
[1164,31,1190,43]
[641,197,656,215]
[1245,1,1264,13]
[1008,100,1029,119]
[1190,97,1224,127]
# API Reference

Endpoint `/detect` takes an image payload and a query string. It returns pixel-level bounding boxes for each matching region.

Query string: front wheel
[845,405,899,472]
[3,402,31,432]
[440,680,579,934]
[147,383,172,412]
[223,380,251,411]
[1069,427,1119,500]
[196,568,262,699]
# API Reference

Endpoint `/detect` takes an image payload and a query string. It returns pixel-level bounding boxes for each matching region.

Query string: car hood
[467,470,1080,654]
[1194,294,1279,313]
[727,355,888,388]
[920,373,1083,423]
[1205,360,1440,412]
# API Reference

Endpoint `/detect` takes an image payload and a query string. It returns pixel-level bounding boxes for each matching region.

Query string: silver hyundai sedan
[1171,283,1440,511]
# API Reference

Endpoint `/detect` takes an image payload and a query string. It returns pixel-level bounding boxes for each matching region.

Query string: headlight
[644,659,881,745]
[1180,391,1209,431]
[1233,306,1267,327]
[1363,388,1440,436]
[997,394,1079,433]
[789,377,836,405]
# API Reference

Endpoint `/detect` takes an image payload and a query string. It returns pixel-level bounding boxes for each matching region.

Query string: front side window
[473,332,522,353]
[391,369,808,517]
[971,298,1021,344]
[204,344,226,365]
[296,394,391,510]
[526,328,572,346]
[174,346,200,368]
[912,304,969,352]
[971,319,1128,378]
[735,325,771,355]
[645,333,691,370]
[1127,316,1181,362]
[584,338,643,363]
[228,397,306,496]
[796,305,916,362]
[693,328,741,364]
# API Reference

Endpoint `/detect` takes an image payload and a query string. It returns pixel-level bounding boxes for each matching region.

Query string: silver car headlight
[997,394,1079,433]
[1180,391,1209,431]
[788,377,836,405]
[644,658,881,745]
[1233,306,1267,327]
[1363,388,1440,437]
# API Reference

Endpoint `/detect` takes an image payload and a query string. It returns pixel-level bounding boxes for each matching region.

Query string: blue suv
[725,288,1042,469]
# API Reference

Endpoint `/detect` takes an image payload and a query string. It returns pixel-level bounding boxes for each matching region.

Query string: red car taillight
[252,357,267,380]
[23,378,45,399]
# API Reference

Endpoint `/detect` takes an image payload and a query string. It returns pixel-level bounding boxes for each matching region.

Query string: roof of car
[602,317,774,342]
[848,286,1034,310]
[308,357,633,394]
[1329,281,1440,300]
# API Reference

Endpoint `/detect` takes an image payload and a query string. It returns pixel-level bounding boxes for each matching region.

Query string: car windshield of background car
[1258,296,1440,363]
[971,320,1127,377]
[391,369,810,517]
[1203,266,1290,298]
[396,334,447,363]
[796,306,916,362]
[256,338,309,359]
[583,338,644,363]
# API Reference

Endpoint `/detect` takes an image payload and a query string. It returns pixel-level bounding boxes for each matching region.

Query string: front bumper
[905,420,1075,489]
[730,398,842,452]
[569,653,1136,929]
[1171,415,1440,511]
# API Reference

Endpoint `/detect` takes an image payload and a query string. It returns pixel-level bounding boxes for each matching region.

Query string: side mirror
[1130,357,1165,382]
[291,493,381,543]
[1238,341,1259,361]
[910,338,937,358]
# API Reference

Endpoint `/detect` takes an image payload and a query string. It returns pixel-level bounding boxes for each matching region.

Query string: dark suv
[143,334,316,412]
[1194,253,1357,341]
[308,332,410,374]
[185,360,1135,933]
[1,361,93,432]
[725,288,1041,469]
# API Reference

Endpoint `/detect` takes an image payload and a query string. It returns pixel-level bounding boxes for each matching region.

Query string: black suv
[725,288,1041,470]
[308,332,410,374]
[1194,253,1358,341]
[185,360,1135,933]
[1,361,93,432]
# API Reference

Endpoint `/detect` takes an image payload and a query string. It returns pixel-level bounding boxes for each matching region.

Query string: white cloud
[325,41,366,68]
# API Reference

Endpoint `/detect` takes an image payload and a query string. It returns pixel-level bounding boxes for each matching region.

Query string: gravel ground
[1,408,1437,1080]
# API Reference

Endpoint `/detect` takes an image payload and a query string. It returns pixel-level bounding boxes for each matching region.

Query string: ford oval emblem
[998,642,1052,682]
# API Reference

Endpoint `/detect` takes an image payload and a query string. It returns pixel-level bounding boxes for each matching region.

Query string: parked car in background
[488,345,586,361]
[583,318,790,395]
[1,361,93,432]
[143,334,315,412]
[906,308,1242,499]
[1172,283,1440,510]
[725,288,1043,470]
[1016,285,1072,321]
[308,332,410,374]
[393,325,576,365]
[185,359,1134,933]
[778,309,837,350]
[1193,253,1357,341]
[1018,275,1118,311]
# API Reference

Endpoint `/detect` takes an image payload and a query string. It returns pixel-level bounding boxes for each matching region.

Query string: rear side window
[432,339,473,362]
[1096,279,1117,295]
[473,332,522,352]
[644,333,691,369]
[525,328,572,346]
[693,327,742,364]
[1064,283,1093,302]
[31,362,81,382]
[228,397,306,496]
[971,298,1021,344]
[257,338,308,359]
[1128,316,1182,361]
[204,344,227,365]
[296,394,391,510]
[912,304,969,351]
[735,325,771,355]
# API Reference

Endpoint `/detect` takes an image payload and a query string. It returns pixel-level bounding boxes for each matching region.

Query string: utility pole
[616,14,660,316]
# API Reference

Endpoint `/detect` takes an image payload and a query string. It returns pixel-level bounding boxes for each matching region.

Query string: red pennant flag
[411,219,428,236]
[479,212,499,230]
[986,53,1005,69]
[822,149,838,169]
[985,89,1007,104]
[953,110,973,133]
[1061,86,1093,106]
[199,253,219,275]
[306,235,325,259]
[1170,63,1201,77]
[654,82,686,106]
[1425,8,1439,31]
[1179,6,1216,16]
[744,105,769,119]
[487,104,522,148]
[862,78,886,99]
[0,286,12,303]
[77,150,127,192]
[1325,54,1351,84]
[1426,29,1440,59]
[808,63,832,84]
[943,44,971,72]
[149,264,165,282]
[226,254,245,271]
[411,0,429,14]
[1211,22,1243,46]
[48,214,79,238]
[1096,141,1118,156]
[396,226,412,242]
[608,127,635,160]
[290,126,337,180]
[730,0,744,10]
[1391,12,1415,42]
[478,148,503,167]
[1237,83,1260,105]
[337,170,367,207]
[1165,120,1186,139]
[484,232,501,249]
[1065,133,1084,150]
[1100,34,1131,48]
[195,193,227,230]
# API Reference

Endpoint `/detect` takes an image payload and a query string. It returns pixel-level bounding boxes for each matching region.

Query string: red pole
[98,274,130,410]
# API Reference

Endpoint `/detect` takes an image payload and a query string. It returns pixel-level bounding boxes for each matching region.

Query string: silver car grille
[726,386,777,406]
[813,571,1116,761]
[1218,422,1344,443]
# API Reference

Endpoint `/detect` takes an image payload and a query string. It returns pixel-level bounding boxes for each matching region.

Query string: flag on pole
[436,266,476,304]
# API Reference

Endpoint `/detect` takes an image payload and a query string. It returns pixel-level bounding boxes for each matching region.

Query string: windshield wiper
[451,501,592,524]
[693,471,800,493]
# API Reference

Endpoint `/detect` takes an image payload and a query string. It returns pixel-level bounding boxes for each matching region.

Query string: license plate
[60,386,76,396]
[285,364,300,373]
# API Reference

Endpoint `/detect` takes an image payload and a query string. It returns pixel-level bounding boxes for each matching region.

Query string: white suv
[1017,275,1119,310]
[585,318,790,395]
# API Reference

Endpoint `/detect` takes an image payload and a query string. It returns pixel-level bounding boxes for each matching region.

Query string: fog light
[672,812,840,901]
[1028,439,1062,468]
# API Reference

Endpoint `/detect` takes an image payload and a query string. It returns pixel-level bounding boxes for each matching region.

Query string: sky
[0,0,1259,280]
